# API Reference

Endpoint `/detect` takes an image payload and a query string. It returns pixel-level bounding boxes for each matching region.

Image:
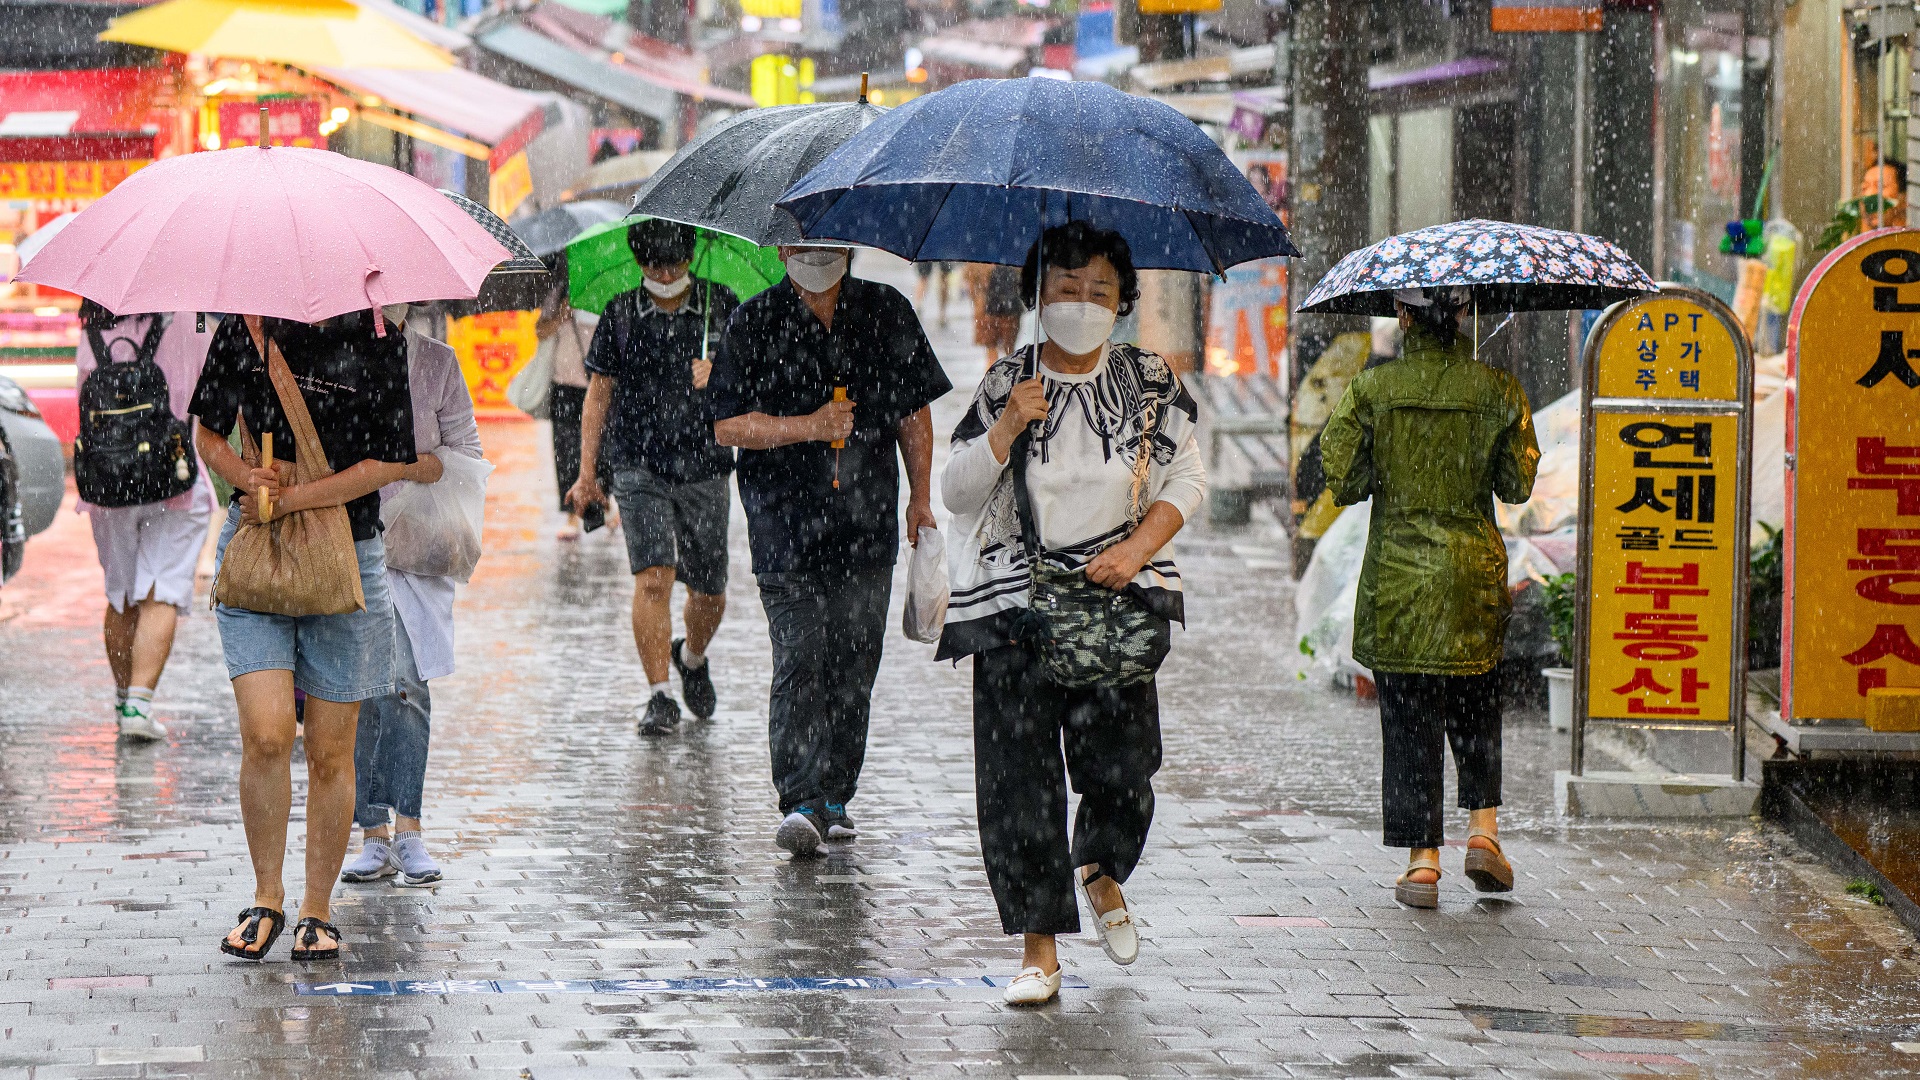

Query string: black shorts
[606,466,731,595]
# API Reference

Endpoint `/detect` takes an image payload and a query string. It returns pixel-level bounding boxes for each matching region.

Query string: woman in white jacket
[937,223,1206,1006]
[340,311,486,888]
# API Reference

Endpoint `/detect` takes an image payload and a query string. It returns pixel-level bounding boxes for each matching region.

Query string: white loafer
[1002,965,1062,1006]
[1079,873,1139,965]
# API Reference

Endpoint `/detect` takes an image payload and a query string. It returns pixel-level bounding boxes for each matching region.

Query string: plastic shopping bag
[902,525,948,643]
[380,449,494,582]
[505,336,553,418]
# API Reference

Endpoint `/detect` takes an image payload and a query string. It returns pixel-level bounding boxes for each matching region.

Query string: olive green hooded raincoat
[1320,325,1541,676]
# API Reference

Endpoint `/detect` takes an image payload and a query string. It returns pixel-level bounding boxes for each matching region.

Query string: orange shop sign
[0,159,148,200]
[445,310,537,417]
[1784,227,1920,723]
[1573,287,1753,777]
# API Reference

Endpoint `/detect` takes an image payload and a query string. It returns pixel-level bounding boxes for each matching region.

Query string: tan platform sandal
[1463,828,1514,893]
[1394,853,1442,909]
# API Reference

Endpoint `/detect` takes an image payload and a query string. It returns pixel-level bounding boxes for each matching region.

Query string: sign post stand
[1557,284,1761,817]
[1767,227,1920,753]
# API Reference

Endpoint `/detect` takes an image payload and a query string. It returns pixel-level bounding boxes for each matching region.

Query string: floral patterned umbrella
[1298,219,1657,316]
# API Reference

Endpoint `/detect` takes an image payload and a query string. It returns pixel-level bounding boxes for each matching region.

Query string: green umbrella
[565,216,787,316]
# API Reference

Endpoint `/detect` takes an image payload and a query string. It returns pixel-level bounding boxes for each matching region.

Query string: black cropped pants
[1376,670,1502,849]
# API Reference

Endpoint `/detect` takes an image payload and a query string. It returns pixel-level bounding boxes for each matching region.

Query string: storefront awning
[477,23,678,124]
[0,66,168,140]
[526,4,757,108]
[315,65,545,148]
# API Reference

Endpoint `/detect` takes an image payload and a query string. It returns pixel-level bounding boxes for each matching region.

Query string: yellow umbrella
[100,0,452,70]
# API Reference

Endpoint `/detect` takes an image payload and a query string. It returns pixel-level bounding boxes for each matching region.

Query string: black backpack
[74,314,198,508]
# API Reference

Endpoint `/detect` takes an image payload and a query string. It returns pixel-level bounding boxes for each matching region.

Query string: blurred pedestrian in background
[190,309,419,961]
[341,307,484,889]
[964,262,1022,366]
[534,254,599,540]
[711,244,950,858]
[568,219,736,735]
[1320,286,1539,909]
[939,223,1204,1005]
[73,301,217,742]
[913,259,953,326]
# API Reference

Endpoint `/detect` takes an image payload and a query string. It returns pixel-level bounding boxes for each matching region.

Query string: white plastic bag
[902,525,948,643]
[381,449,494,583]
[506,335,554,419]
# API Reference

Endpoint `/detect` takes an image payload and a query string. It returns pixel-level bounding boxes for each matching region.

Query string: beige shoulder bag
[211,316,366,616]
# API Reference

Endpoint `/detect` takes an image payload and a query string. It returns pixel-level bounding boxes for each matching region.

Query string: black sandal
[219,906,284,961]
[289,917,342,961]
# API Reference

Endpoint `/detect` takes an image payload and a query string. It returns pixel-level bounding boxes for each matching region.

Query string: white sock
[649,681,672,700]
[678,641,707,669]
[115,687,129,709]
[125,686,154,718]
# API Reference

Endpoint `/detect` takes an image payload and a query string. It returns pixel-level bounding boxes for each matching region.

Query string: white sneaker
[116,706,167,742]
[1002,965,1062,1006]
[1079,872,1139,966]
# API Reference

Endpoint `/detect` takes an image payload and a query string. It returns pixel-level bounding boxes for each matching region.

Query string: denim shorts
[212,504,397,702]
[607,466,730,595]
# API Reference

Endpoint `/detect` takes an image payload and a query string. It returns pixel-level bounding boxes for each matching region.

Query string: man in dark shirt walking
[710,245,951,857]
[569,219,737,735]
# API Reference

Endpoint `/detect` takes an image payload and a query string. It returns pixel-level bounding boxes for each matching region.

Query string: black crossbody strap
[1007,344,1044,565]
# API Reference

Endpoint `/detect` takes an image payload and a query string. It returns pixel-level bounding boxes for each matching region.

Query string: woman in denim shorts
[188,310,422,962]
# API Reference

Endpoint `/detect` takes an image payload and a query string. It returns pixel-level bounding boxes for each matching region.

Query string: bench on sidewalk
[1195,373,1289,525]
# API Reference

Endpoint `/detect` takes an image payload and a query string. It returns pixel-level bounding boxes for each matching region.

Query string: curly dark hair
[627,218,696,267]
[1019,221,1139,317]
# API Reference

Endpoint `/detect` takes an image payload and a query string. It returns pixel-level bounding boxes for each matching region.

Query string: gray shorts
[607,467,730,595]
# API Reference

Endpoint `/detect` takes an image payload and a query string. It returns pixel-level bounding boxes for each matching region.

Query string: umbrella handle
[260,432,274,524]
[830,386,848,450]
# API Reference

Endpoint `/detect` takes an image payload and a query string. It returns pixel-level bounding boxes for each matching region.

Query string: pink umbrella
[15,145,510,322]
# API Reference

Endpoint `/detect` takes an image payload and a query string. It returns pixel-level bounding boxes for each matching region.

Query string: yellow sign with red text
[1786,228,1920,721]
[446,310,537,418]
[1579,288,1751,728]
[0,160,148,200]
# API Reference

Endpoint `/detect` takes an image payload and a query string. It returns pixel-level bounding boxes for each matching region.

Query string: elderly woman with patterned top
[938,222,1207,1006]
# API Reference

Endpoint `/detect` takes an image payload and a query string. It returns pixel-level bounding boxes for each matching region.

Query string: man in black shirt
[568,220,737,735]
[710,245,951,857]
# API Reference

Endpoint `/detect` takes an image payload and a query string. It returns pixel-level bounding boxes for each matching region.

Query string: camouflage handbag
[1007,350,1171,688]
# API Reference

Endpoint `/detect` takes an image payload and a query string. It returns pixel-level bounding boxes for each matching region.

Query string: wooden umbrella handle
[260,432,274,523]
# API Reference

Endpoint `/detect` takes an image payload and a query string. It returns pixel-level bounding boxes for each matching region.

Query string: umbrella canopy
[516,200,628,258]
[630,100,887,246]
[99,0,452,70]
[16,145,510,321]
[565,216,785,316]
[438,189,545,273]
[776,77,1295,273]
[1298,220,1658,315]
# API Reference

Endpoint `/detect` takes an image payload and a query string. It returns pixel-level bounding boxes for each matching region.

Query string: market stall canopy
[350,0,470,52]
[315,65,543,147]
[1129,43,1276,92]
[100,0,454,71]
[475,23,676,124]
[918,17,1049,75]
[567,149,672,201]
[525,3,756,108]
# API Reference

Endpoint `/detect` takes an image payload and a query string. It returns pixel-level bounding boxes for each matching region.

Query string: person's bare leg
[1022,933,1058,974]
[683,589,725,657]
[225,669,296,949]
[1467,806,1498,851]
[1078,864,1125,915]
[128,598,179,691]
[103,603,136,694]
[1406,846,1441,884]
[297,694,361,946]
[632,565,675,685]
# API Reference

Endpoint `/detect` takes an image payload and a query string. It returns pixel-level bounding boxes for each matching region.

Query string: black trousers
[1376,670,1502,849]
[549,383,587,512]
[757,567,893,815]
[973,644,1162,936]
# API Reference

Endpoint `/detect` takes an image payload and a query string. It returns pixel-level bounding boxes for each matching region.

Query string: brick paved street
[4,259,1920,1078]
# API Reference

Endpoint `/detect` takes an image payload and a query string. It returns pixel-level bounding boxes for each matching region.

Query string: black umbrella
[630,93,887,246]
[515,200,628,258]
[436,189,546,273]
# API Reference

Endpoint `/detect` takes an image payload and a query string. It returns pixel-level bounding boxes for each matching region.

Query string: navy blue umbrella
[776,77,1296,274]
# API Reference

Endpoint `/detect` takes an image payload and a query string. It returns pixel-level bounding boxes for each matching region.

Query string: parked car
[0,373,63,582]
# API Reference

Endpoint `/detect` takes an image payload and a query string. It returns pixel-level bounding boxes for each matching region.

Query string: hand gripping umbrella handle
[830,386,848,450]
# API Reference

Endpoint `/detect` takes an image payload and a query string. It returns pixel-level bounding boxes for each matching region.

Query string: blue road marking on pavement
[296,975,1091,995]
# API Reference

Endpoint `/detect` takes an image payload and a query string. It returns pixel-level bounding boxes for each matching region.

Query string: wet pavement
[4,257,1920,1077]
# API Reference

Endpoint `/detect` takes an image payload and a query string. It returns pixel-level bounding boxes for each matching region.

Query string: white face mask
[785,250,848,294]
[1040,301,1117,356]
[380,303,410,325]
[643,273,691,299]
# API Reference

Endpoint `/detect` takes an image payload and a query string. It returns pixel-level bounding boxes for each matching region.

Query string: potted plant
[1541,572,1577,732]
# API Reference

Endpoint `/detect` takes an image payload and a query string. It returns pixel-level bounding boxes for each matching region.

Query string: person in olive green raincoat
[1320,285,1540,910]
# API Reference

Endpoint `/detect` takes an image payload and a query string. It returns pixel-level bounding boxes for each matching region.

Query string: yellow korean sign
[0,160,148,201]
[1786,228,1920,721]
[1577,287,1751,735]
[446,310,537,417]
[1584,411,1742,720]
[488,151,533,219]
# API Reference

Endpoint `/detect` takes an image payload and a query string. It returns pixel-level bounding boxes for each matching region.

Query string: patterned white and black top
[936,342,1207,660]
